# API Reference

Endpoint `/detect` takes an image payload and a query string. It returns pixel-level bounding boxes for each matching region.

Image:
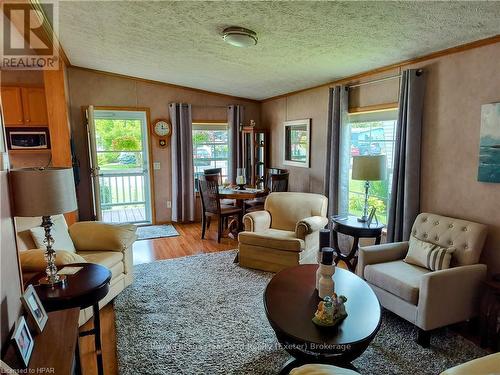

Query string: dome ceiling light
[222,26,258,48]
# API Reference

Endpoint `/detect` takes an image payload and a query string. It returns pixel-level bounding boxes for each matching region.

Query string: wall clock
[158,139,167,148]
[153,119,171,137]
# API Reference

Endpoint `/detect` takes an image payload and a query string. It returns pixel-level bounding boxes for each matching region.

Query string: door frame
[84,105,156,225]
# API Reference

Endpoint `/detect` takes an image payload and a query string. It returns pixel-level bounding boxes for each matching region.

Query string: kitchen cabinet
[0,86,48,126]
[1,87,24,125]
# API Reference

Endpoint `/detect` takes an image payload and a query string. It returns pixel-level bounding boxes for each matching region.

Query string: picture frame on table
[21,285,48,334]
[11,316,34,368]
[367,207,378,226]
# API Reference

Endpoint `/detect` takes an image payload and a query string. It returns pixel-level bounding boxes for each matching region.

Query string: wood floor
[79,222,237,375]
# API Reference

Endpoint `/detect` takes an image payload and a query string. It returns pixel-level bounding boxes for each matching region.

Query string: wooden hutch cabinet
[242,127,267,188]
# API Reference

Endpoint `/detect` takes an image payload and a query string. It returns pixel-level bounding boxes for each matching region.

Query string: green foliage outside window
[348,119,396,224]
[95,119,142,165]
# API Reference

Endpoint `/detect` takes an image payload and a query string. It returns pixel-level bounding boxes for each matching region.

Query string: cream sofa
[286,353,500,375]
[357,213,488,346]
[15,215,136,326]
[440,352,500,375]
[290,364,359,375]
[238,192,328,272]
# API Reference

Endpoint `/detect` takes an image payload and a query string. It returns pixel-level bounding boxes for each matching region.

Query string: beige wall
[261,42,500,273]
[66,68,260,223]
[0,171,23,352]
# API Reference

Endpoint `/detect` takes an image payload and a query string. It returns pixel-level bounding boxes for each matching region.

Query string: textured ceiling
[54,1,500,100]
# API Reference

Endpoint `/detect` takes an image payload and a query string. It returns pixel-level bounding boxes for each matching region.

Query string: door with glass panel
[86,106,153,224]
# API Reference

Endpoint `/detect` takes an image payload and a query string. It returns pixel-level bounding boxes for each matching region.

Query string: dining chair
[244,171,289,213]
[203,168,223,183]
[266,170,289,192]
[198,174,243,243]
[203,168,234,206]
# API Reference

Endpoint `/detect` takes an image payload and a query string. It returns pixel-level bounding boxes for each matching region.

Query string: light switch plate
[153,162,161,170]
[166,200,172,208]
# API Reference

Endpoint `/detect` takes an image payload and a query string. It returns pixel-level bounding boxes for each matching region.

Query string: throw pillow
[30,215,76,252]
[404,235,455,271]
[20,249,86,272]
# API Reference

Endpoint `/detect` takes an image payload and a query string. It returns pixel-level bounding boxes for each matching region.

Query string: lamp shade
[9,167,77,217]
[352,155,387,181]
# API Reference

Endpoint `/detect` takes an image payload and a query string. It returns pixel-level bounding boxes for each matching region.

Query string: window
[345,110,398,224]
[192,123,229,189]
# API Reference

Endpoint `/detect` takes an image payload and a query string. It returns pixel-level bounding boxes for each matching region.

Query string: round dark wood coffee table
[264,265,381,373]
[28,263,111,375]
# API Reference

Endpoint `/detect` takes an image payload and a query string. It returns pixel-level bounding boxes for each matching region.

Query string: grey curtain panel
[387,69,426,242]
[324,86,349,217]
[228,105,244,184]
[170,103,195,222]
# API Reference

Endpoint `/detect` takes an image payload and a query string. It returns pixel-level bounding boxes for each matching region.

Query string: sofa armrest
[417,264,487,330]
[19,249,86,272]
[69,222,137,252]
[356,241,409,277]
[295,216,328,240]
[243,211,271,232]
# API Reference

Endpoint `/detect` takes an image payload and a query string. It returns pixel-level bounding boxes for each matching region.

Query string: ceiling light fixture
[222,26,258,48]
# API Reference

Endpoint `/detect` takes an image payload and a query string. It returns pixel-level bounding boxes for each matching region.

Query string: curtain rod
[191,104,228,109]
[346,74,401,89]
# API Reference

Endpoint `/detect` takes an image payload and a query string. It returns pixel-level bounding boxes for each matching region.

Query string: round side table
[28,263,111,375]
[264,265,381,373]
[331,215,385,272]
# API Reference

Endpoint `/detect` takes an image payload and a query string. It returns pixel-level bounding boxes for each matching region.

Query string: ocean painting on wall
[478,103,500,183]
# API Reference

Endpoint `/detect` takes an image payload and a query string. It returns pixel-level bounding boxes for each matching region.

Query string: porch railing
[99,172,146,209]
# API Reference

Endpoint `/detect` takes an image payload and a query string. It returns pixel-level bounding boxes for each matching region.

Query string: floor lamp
[351,155,387,222]
[10,167,77,286]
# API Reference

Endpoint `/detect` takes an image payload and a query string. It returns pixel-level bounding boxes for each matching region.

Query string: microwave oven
[6,128,51,150]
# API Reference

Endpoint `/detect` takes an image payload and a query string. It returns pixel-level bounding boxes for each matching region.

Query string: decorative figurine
[312,293,348,328]
[318,248,335,298]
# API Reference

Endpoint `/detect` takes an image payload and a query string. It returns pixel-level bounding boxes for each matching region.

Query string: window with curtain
[342,109,398,224]
[192,123,229,190]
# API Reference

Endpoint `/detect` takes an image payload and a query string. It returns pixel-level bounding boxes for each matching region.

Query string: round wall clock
[153,119,171,137]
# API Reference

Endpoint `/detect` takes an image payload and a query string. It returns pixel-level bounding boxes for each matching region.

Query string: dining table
[217,186,268,262]
[217,186,268,238]
[218,186,268,204]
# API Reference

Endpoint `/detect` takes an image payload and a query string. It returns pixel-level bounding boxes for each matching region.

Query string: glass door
[86,107,153,224]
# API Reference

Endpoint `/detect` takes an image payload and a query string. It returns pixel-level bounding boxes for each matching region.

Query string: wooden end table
[480,275,500,350]
[3,308,80,373]
[331,215,385,272]
[28,263,111,375]
[264,265,381,373]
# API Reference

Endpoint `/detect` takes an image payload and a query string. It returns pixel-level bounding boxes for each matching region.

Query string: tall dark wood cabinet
[242,127,267,188]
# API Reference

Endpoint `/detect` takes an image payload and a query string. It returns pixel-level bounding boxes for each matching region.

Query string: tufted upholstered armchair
[357,213,488,346]
[238,192,328,272]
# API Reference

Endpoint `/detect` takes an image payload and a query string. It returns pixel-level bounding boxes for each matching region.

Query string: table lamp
[351,155,387,222]
[10,167,77,286]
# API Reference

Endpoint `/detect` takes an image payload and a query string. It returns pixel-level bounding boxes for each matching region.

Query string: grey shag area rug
[136,224,179,240]
[115,251,487,374]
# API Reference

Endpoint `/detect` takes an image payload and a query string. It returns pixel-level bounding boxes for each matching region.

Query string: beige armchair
[238,192,328,272]
[15,215,136,325]
[357,213,488,346]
